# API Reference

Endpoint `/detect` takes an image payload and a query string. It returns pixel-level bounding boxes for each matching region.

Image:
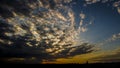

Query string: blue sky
[49,0,120,63]
[70,0,120,50]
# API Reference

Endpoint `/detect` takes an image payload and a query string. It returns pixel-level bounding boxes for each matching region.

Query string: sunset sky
[0,0,120,64]
[54,0,120,64]
[53,0,120,64]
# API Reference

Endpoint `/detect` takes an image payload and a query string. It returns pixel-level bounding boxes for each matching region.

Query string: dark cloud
[0,0,95,63]
[0,0,36,18]
[0,21,95,63]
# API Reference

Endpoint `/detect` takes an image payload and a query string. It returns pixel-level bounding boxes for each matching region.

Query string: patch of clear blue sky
[70,0,120,49]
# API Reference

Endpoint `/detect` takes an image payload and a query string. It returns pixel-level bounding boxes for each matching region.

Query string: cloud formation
[89,48,120,63]
[85,0,113,5]
[108,33,120,42]
[0,0,95,63]
[98,32,120,47]
[85,0,101,5]
[117,7,120,14]
[113,0,120,14]
[79,13,90,32]
[84,0,120,15]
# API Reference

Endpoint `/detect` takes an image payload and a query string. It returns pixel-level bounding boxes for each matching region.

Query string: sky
[0,0,120,64]
[68,0,120,49]
[51,0,120,64]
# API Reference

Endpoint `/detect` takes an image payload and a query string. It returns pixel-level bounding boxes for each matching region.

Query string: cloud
[0,0,95,63]
[117,7,120,14]
[81,27,88,32]
[80,13,85,19]
[54,0,72,4]
[108,33,120,42]
[79,20,84,26]
[113,1,120,7]
[89,48,120,63]
[84,0,115,8]
[98,33,120,46]
[79,13,93,33]
[63,0,73,3]
[43,48,120,64]
[85,0,100,5]
[113,0,120,14]
[101,0,109,3]
[85,0,112,5]
[84,0,120,15]
[0,39,4,43]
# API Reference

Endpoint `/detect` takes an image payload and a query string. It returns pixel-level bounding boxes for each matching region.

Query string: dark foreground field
[0,60,120,65]
[0,60,120,68]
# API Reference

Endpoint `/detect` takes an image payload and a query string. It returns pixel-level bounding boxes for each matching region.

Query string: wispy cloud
[89,48,120,63]
[63,0,73,3]
[85,0,112,5]
[85,0,100,5]
[107,33,120,42]
[79,13,87,32]
[79,13,93,33]
[98,33,120,46]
